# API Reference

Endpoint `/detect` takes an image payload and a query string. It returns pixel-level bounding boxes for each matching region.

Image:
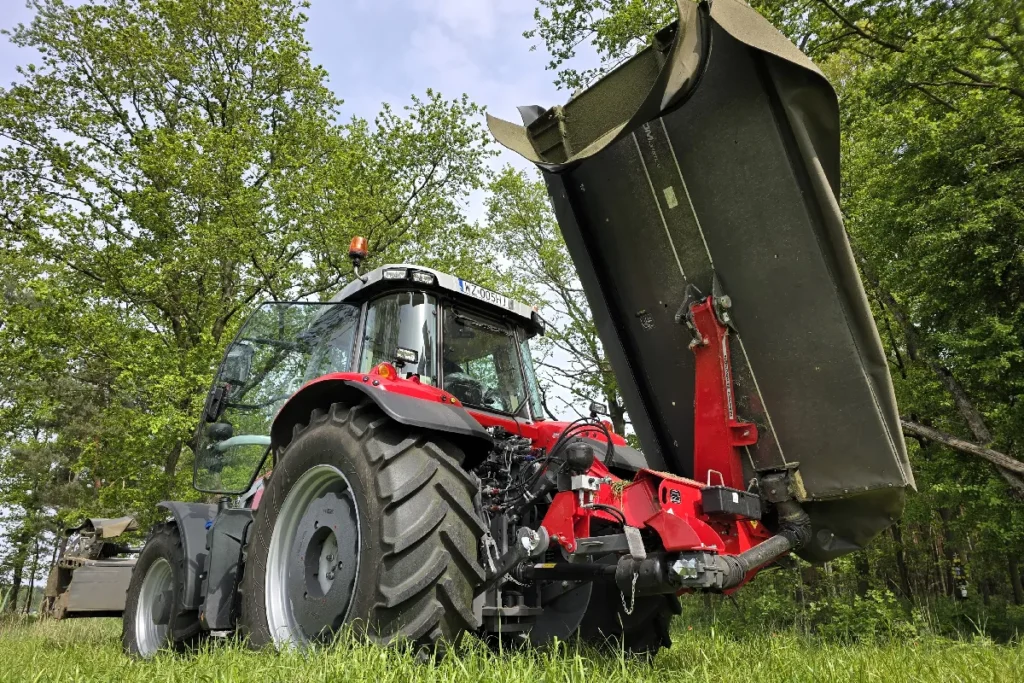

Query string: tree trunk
[6,567,23,613]
[606,395,626,436]
[931,529,948,597]
[4,527,31,613]
[23,538,40,615]
[1009,553,1024,606]
[938,508,966,600]
[890,523,913,598]
[854,551,871,597]
[929,362,991,443]
[163,439,184,478]
[901,420,1024,496]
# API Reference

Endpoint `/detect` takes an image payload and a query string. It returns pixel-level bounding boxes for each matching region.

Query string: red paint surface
[689,298,757,490]
[538,297,769,570]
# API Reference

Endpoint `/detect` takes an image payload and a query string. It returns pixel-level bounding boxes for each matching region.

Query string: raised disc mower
[122,0,913,658]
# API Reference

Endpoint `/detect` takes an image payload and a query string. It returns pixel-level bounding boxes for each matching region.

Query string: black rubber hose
[718,499,812,589]
[735,534,793,572]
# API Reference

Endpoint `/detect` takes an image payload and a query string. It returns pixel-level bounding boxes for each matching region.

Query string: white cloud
[406,22,482,90]
[409,0,529,40]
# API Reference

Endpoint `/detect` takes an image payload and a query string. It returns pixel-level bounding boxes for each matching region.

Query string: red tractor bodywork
[268,294,771,586]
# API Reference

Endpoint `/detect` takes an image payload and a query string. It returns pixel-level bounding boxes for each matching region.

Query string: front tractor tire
[122,523,202,658]
[578,582,681,657]
[241,401,485,652]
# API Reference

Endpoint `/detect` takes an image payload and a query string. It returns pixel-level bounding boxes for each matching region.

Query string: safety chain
[620,571,638,616]
[505,572,528,587]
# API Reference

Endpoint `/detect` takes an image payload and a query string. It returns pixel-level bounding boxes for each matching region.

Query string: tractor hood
[489,0,914,561]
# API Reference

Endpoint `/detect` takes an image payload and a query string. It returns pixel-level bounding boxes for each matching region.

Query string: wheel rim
[266,464,361,648]
[134,557,173,657]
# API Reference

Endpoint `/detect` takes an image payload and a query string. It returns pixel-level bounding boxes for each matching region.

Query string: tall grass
[1,614,1021,683]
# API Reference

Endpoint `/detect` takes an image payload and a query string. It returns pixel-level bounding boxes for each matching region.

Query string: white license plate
[457,279,513,310]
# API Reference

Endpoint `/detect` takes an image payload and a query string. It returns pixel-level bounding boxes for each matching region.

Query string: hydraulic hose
[719,498,812,588]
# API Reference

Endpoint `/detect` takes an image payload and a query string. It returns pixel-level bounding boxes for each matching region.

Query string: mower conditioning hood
[489,0,913,561]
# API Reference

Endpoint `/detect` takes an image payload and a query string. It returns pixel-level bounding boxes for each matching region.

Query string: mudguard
[201,507,253,630]
[157,501,217,610]
[270,378,493,466]
[489,0,913,561]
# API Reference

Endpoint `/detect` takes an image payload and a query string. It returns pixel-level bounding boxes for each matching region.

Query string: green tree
[0,0,495,543]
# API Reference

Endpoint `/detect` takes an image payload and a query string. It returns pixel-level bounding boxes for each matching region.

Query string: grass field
[1,616,1022,683]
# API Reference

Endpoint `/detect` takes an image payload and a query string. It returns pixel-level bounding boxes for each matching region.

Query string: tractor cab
[193,262,545,495]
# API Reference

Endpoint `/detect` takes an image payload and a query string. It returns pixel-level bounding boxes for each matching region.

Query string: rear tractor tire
[240,400,485,653]
[122,523,202,658]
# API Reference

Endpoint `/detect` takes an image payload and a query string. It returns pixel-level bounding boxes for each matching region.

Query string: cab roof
[329,264,543,332]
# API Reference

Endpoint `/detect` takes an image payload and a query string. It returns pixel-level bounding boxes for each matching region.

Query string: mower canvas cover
[489,0,914,561]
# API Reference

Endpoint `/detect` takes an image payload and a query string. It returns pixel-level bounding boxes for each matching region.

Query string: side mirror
[222,342,254,385]
[203,385,226,423]
[589,401,608,418]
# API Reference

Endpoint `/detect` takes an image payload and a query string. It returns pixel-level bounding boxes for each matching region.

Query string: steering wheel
[481,387,508,412]
[444,372,485,406]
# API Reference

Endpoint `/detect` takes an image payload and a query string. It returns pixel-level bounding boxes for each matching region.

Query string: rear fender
[270,378,493,467]
[157,501,217,610]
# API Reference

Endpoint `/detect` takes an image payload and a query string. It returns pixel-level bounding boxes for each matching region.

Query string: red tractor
[122,0,913,658]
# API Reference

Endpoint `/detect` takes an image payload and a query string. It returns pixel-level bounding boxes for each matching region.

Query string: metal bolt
[326,554,334,563]
[326,570,335,580]
[718,295,732,309]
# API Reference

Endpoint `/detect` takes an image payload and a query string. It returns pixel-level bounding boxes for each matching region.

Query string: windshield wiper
[453,312,511,336]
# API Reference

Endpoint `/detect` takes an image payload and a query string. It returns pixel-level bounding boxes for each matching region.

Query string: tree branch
[901,419,1024,477]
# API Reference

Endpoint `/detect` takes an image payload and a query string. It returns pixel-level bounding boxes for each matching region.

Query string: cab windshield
[194,301,360,494]
[441,308,531,416]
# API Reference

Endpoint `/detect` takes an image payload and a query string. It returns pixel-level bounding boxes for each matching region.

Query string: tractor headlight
[382,268,407,280]
[410,270,436,285]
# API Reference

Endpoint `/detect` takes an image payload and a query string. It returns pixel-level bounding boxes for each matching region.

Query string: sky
[0,0,577,182]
